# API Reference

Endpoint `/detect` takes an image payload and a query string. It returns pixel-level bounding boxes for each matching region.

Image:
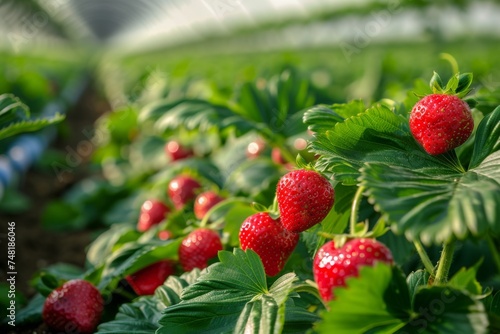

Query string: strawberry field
[1,2,500,334]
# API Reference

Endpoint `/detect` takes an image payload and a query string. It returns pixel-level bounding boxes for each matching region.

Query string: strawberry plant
[7,60,500,334]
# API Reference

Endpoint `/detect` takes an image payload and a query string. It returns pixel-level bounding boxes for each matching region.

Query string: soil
[0,81,110,333]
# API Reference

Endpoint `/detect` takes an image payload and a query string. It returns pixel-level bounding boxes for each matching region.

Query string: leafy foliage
[306,102,500,244]
[139,69,315,142]
[316,263,489,333]
[0,93,64,141]
[158,249,317,333]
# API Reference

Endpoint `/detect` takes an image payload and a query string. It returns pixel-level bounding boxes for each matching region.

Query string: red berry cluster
[240,169,335,276]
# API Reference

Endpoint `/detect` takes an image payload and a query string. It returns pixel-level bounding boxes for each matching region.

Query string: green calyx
[429,71,473,98]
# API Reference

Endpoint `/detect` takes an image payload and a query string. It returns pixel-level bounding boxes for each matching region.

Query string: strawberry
[165,140,193,161]
[42,279,104,334]
[239,212,299,276]
[137,199,170,232]
[194,191,224,219]
[168,175,202,210]
[409,93,473,155]
[313,238,393,301]
[179,228,223,271]
[126,260,176,295]
[276,169,335,233]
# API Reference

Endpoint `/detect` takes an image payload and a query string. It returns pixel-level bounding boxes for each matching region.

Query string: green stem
[350,186,365,234]
[114,287,138,301]
[433,239,456,285]
[278,144,296,164]
[413,240,435,276]
[486,235,500,274]
[440,53,459,74]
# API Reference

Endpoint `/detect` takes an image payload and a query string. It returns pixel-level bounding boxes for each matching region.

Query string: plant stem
[276,143,296,164]
[350,186,365,234]
[413,239,435,277]
[486,235,500,274]
[433,238,456,285]
[440,53,459,74]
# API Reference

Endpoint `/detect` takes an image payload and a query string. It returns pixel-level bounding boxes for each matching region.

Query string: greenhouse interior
[1,0,500,333]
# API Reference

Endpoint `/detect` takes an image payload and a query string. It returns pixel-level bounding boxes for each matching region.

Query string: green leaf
[86,225,140,267]
[221,201,256,247]
[401,286,488,333]
[456,73,474,96]
[315,264,411,334]
[226,158,281,202]
[282,305,321,333]
[0,93,30,127]
[444,73,459,94]
[269,273,299,306]
[309,104,451,185]
[362,161,500,244]
[0,113,65,141]
[155,270,202,307]
[430,71,444,93]
[234,295,280,334]
[98,238,182,291]
[303,100,365,133]
[234,69,315,138]
[158,249,304,334]
[151,99,255,136]
[7,293,45,326]
[448,260,483,296]
[96,296,161,334]
[358,106,500,244]
[407,270,430,305]
[469,105,500,169]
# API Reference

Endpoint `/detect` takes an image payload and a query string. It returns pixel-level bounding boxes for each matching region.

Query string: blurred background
[0,0,499,321]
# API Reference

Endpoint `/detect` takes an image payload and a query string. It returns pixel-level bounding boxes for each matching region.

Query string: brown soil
[0,80,110,333]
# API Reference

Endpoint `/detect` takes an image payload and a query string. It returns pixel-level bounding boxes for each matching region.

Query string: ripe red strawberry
[168,175,201,210]
[313,238,393,302]
[179,228,223,271]
[276,169,335,233]
[42,279,104,334]
[409,94,473,155]
[239,212,299,276]
[194,191,224,219]
[137,199,170,232]
[126,260,176,295]
[165,140,193,161]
